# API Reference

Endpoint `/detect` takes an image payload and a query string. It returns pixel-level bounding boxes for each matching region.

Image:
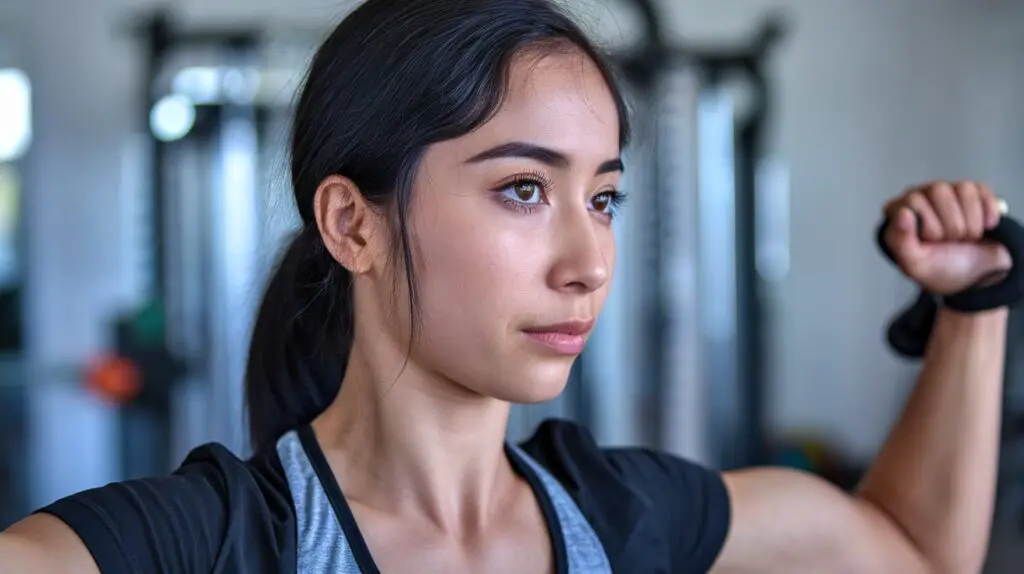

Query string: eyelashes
[492,171,628,219]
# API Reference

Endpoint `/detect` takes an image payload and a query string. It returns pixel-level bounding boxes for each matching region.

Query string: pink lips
[522,319,595,355]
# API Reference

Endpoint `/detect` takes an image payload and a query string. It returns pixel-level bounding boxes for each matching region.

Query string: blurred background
[2,0,1024,570]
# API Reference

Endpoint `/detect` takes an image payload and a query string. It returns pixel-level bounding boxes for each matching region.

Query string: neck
[313,340,516,533]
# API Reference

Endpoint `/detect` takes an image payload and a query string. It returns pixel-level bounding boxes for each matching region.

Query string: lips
[521,319,595,355]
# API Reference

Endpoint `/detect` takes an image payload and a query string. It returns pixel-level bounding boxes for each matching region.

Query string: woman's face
[388,49,623,403]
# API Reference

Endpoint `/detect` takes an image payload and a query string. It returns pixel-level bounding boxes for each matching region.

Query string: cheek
[415,213,540,323]
[408,204,548,374]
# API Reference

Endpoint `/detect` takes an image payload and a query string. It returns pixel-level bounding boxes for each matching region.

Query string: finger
[954,181,984,239]
[981,242,1013,274]
[978,184,1002,229]
[903,189,944,241]
[926,182,967,240]
[885,206,923,267]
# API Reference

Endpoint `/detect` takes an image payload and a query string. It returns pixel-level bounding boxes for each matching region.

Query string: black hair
[245,0,632,453]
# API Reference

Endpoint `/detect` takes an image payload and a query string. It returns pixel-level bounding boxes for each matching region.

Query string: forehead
[458,49,621,160]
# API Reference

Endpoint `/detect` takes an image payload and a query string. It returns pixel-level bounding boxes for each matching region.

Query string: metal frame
[605,0,786,468]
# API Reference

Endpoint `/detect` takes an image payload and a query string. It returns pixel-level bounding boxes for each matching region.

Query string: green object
[129,299,166,347]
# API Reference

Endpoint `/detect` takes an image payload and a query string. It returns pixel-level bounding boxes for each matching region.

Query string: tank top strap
[276,429,612,574]
[507,444,614,574]
[276,429,363,574]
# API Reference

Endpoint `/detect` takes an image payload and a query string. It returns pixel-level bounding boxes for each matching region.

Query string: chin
[491,361,574,404]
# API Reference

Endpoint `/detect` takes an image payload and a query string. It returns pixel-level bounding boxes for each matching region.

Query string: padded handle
[877,213,1024,358]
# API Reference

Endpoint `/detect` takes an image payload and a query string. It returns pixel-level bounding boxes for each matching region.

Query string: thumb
[886,206,921,260]
[977,242,1013,274]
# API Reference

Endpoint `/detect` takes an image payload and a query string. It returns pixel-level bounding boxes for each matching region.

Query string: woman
[0,0,1010,572]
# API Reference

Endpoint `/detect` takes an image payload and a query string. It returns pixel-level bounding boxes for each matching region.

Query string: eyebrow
[465,141,624,175]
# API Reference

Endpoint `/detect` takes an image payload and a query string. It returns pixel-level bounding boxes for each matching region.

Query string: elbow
[925,546,990,574]
[854,494,989,574]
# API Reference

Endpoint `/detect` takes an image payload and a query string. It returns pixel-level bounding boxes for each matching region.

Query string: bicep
[712,468,929,574]
[1,513,99,574]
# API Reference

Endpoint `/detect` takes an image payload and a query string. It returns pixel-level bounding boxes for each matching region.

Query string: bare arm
[0,514,100,574]
[712,304,1006,574]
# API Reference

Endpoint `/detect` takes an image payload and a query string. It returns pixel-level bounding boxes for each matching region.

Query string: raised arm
[712,181,1010,574]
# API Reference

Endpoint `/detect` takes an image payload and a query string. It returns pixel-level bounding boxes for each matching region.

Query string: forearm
[858,307,1007,573]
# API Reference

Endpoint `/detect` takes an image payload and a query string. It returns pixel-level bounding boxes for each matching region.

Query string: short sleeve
[519,419,731,573]
[604,447,731,571]
[34,443,293,574]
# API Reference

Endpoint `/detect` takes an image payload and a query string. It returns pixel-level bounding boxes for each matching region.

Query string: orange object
[85,355,142,404]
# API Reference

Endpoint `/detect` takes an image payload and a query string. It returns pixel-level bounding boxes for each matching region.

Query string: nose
[547,210,611,294]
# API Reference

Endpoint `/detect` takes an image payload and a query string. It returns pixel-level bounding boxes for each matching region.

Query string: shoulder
[518,418,731,573]
[35,441,297,574]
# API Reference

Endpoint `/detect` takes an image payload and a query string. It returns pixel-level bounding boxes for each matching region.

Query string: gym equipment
[85,355,142,404]
[127,11,308,463]
[557,1,786,469]
[877,209,1024,358]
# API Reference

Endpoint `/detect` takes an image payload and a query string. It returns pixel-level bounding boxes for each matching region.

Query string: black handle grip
[877,214,1024,358]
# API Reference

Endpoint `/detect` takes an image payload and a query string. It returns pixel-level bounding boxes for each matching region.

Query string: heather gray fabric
[277,430,362,573]
[507,444,614,573]
[276,430,612,573]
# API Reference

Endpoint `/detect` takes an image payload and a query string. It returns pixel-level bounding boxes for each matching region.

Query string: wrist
[934,305,1009,332]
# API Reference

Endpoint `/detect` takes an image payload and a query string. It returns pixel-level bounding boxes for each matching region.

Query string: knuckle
[905,190,927,208]
[954,181,976,199]
[929,182,954,200]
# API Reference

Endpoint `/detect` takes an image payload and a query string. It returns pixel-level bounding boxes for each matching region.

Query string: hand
[884,181,1012,295]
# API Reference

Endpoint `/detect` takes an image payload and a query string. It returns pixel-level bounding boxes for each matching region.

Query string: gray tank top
[276,429,613,573]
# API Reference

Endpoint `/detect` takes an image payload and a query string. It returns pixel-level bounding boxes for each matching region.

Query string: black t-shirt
[37,419,731,573]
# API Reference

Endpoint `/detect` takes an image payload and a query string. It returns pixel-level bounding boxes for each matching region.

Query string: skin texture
[0,50,1011,574]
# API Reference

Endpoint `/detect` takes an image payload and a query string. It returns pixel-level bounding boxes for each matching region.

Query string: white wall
[666,0,1024,458]
[12,0,1024,506]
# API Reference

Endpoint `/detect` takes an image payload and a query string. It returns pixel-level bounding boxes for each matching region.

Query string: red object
[85,355,142,404]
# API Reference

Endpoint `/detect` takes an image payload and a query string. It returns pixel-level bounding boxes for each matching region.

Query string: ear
[313,175,383,274]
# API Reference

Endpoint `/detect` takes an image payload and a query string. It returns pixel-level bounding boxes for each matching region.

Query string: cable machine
[513,1,787,470]
[109,11,301,476]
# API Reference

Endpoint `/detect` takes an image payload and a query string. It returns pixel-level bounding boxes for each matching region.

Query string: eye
[500,179,545,205]
[590,190,627,218]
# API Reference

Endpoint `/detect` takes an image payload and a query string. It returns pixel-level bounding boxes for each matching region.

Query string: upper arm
[712,468,930,574]
[1,444,240,574]
[0,513,99,574]
[602,448,732,572]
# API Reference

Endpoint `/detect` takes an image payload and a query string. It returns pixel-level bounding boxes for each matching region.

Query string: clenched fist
[883,181,1012,295]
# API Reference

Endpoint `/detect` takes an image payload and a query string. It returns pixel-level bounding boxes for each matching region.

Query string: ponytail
[245,224,353,452]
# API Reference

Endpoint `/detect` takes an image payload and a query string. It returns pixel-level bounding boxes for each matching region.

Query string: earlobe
[313,175,372,273]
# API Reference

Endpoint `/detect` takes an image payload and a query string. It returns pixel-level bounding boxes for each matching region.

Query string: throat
[312,391,519,535]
